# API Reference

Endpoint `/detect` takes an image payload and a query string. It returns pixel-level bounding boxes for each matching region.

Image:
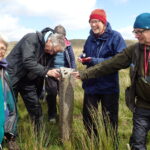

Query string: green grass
[3,45,150,150]
[4,69,135,150]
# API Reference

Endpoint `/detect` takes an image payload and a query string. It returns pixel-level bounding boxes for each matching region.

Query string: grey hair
[0,35,8,48]
[54,25,66,36]
[48,33,66,51]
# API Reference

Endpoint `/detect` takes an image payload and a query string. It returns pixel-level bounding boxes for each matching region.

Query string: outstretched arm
[72,46,134,80]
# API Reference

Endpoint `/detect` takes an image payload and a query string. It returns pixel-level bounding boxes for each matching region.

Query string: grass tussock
[3,43,150,150]
[72,106,118,150]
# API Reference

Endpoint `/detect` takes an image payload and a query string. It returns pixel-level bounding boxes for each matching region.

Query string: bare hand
[78,57,91,63]
[78,57,83,63]
[71,71,81,79]
[47,69,61,79]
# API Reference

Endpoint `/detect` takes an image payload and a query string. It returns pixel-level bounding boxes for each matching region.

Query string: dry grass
[4,40,142,150]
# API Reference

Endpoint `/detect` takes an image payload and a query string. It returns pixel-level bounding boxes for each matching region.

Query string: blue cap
[134,13,150,29]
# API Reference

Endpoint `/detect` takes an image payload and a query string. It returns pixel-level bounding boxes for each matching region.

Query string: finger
[77,57,82,62]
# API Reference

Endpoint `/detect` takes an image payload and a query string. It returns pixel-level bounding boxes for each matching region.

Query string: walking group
[0,8,150,150]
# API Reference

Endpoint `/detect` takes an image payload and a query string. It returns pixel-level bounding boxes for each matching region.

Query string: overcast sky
[0,0,150,41]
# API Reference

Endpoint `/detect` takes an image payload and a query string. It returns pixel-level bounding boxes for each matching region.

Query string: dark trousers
[13,77,43,128]
[83,93,119,144]
[45,77,58,119]
[130,107,150,150]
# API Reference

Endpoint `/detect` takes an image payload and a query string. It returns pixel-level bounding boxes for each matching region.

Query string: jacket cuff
[79,70,88,80]
[43,68,49,77]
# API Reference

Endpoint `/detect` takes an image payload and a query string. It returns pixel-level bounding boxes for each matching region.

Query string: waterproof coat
[82,22,126,94]
[0,59,17,144]
[64,40,76,69]
[80,43,150,109]
[6,32,49,87]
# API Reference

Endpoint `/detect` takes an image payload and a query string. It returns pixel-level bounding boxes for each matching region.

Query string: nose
[91,23,97,27]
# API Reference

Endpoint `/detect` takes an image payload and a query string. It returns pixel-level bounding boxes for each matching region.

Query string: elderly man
[72,13,150,150]
[6,30,65,130]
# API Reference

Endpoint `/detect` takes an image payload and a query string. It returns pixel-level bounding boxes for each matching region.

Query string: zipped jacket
[80,43,150,109]
[6,32,49,87]
[82,22,126,94]
[64,45,76,69]
[0,59,17,143]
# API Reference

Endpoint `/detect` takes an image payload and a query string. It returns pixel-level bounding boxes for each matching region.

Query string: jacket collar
[139,44,150,51]
[90,22,112,41]
[65,38,71,46]
[0,58,8,68]
[36,31,45,48]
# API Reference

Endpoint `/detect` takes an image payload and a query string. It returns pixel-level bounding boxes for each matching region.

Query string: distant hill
[70,39,86,48]
[7,40,86,52]
[70,39,137,47]
[7,39,137,53]
[70,39,137,48]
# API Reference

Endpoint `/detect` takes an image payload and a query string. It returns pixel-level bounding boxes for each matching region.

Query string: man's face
[133,28,150,46]
[89,19,106,35]
[44,40,62,55]
[0,42,7,60]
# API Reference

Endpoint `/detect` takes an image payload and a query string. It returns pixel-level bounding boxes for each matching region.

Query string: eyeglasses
[132,29,149,35]
[89,20,100,25]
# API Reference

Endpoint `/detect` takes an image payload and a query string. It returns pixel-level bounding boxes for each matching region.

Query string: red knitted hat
[89,9,107,24]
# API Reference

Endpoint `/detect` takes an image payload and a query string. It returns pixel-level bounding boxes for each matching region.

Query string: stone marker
[59,67,75,141]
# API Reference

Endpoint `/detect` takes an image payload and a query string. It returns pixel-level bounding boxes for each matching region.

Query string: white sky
[0,0,149,41]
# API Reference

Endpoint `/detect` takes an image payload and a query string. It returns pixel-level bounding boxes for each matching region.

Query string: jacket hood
[36,31,45,48]
[90,22,112,41]
[65,38,71,46]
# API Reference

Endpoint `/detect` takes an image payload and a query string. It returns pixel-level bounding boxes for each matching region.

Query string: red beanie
[89,9,107,24]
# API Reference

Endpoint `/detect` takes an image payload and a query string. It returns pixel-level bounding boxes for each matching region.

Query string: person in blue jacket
[78,9,126,143]
[0,35,19,150]
[45,25,76,123]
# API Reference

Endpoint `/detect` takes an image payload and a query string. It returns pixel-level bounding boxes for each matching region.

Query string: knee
[129,133,146,150]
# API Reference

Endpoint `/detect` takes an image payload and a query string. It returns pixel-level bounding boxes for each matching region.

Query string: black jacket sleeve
[21,35,48,77]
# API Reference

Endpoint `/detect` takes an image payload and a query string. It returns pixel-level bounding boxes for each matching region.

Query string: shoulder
[85,35,93,45]
[109,30,126,45]
[111,30,123,38]
[125,43,139,55]
[127,43,139,49]
[23,32,37,40]
[21,32,42,44]
[22,32,44,47]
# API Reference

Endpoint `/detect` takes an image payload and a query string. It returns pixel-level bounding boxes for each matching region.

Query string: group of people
[0,25,75,150]
[0,8,150,150]
[73,10,150,150]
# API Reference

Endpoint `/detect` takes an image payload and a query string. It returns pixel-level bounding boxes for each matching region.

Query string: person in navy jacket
[78,8,126,144]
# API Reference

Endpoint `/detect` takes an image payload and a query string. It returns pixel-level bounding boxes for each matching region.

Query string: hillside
[7,39,137,53]
[4,38,144,150]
